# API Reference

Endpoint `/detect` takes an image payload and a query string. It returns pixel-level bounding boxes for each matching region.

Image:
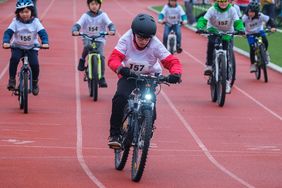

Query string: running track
[0,0,281,187]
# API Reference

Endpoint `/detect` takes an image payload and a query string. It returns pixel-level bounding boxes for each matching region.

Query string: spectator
[261,0,276,19]
[184,0,196,24]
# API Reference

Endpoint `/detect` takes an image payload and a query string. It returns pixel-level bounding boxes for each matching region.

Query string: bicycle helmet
[87,0,102,4]
[131,13,157,38]
[16,0,34,9]
[248,1,260,13]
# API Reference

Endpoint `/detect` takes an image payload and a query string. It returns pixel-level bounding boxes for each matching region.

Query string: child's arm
[2,28,14,48]
[158,5,167,24]
[72,24,81,36]
[38,29,49,48]
[107,23,116,36]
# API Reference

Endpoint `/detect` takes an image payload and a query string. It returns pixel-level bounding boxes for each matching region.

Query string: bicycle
[73,32,108,101]
[4,45,48,113]
[160,22,182,54]
[114,74,170,182]
[197,30,241,107]
[247,29,274,83]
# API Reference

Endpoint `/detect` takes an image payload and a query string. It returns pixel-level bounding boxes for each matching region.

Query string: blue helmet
[16,0,34,10]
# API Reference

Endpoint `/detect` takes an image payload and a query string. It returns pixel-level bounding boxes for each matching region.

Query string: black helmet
[87,0,102,4]
[131,13,157,38]
[248,1,260,13]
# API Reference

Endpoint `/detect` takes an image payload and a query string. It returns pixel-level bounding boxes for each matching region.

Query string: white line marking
[73,0,106,187]
[161,91,255,188]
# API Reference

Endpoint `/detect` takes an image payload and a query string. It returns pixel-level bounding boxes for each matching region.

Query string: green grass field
[152,5,282,67]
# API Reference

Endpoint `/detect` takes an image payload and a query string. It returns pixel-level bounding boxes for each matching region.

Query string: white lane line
[73,0,106,187]
[161,91,255,188]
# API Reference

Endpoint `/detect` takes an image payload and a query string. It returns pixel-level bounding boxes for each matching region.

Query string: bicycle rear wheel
[216,54,226,107]
[115,104,133,170]
[259,45,268,83]
[23,72,29,113]
[91,55,99,101]
[131,109,153,182]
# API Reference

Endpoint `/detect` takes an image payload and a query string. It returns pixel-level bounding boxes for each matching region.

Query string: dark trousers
[206,36,229,66]
[110,77,157,136]
[184,1,196,24]
[110,77,136,136]
[9,48,39,81]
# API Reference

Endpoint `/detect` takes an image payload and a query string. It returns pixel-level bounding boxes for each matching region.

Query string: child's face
[134,34,151,49]
[89,1,100,13]
[19,8,32,21]
[169,0,177,7]
[248,11,255,18]
[218,0,229,9]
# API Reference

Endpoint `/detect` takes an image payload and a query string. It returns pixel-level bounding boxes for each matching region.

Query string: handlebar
[196,30,244,36]
[127,73,169,84]
[72,32,109,40]
[3,44,49,50]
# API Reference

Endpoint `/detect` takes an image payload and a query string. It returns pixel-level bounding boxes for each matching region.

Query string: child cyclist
[2,0,49,96]
[107,13,182,148]
[158,0,187,53]
[196,0,245,93]
[242,1,276,73]
[72,0,116,88]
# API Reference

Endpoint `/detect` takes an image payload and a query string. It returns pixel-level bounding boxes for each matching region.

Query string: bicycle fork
[87,53,102,80]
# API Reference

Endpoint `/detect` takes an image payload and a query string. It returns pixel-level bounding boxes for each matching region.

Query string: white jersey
[76,11,112,43]
[160,4,186,25]
[8,18,44,50]
[233,4,242,18]
[115,30,171,75]
[204,5,240,32]
[242,13,269,34]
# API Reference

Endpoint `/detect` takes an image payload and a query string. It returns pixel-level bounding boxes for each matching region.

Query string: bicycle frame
[18,56,33,95]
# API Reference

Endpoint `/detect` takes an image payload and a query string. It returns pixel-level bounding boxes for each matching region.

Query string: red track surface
[0,0,281,187]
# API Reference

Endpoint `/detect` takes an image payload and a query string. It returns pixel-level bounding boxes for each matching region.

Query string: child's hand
[108,31,115,36]
[42,44,49,49]
[2,43,10,49]
[270,28,276,32]
[158,20,165,24]
[72,31,80,36]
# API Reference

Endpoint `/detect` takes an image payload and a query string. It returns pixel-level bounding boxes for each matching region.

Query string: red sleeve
[160,54,182,74]
[108,49,125,73]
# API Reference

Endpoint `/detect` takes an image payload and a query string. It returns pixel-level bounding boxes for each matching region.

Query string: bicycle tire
[86,69,93,97]
[115,104,133,171]
[23,72,28,113]
[216,53,226,107]
[168,37,175,54]
[259,45,268,83]
[131,109,153,182]
[210,75,217,102]
[229,48,236,87]
[91,55,99,101]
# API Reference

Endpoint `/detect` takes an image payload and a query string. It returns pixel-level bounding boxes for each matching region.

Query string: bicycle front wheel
[91,55,99,101]
[131,109,153,182]
[216,54,226,107]
[23,72,29,113]
[229,49,236,87]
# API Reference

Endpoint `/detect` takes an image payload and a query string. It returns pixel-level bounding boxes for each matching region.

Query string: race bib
[125,59,150,74]
[19,34,32,43]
